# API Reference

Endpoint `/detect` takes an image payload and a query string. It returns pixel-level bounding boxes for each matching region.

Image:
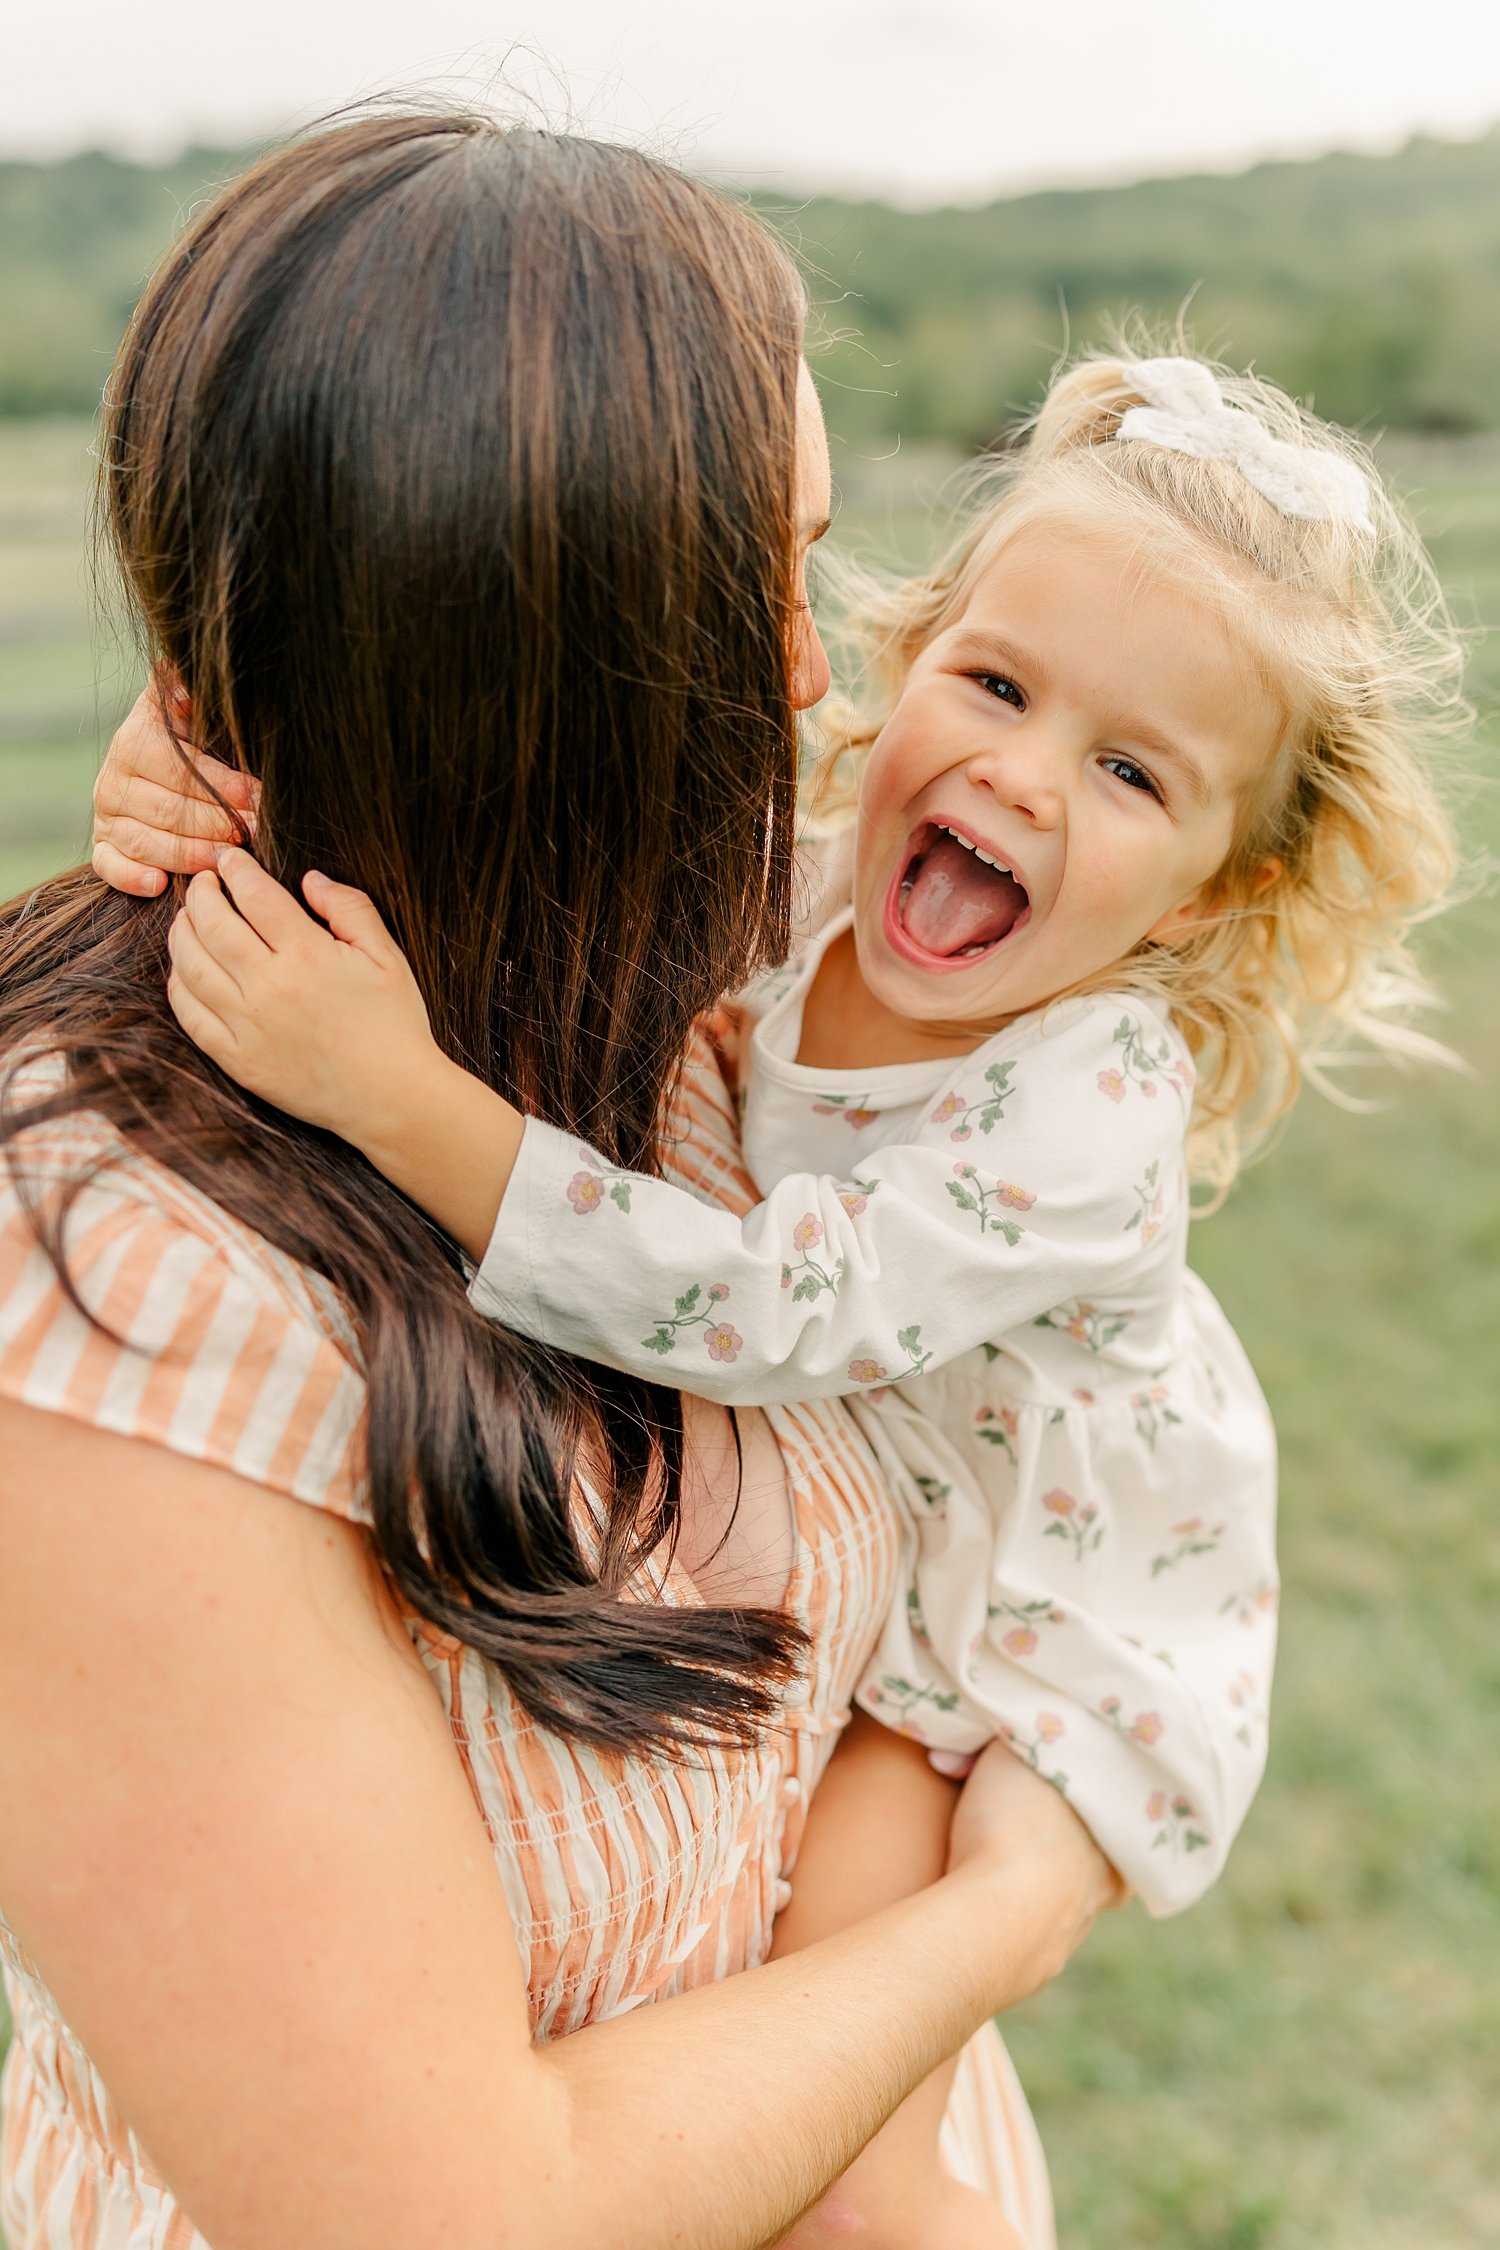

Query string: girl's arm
[166,854,1186,1409]
[0,1397,1111,2250]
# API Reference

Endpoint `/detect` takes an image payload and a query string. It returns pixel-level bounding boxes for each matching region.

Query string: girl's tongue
[901,832,1028,958]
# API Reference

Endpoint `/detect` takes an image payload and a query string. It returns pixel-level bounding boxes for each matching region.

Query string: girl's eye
[971,671,1026,712]
[1101,754,1162,801]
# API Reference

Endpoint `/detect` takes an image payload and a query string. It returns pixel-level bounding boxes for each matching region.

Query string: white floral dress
[474,910,1280,1914]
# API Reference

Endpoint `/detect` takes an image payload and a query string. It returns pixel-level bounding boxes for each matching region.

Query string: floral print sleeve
[472,987,1278,1918]
[470,998,1192,1408]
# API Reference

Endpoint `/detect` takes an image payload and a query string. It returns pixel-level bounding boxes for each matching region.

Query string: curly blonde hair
[810,347,1467,1194]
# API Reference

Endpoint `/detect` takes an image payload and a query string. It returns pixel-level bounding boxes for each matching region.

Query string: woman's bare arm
[0,1398,1109,2250]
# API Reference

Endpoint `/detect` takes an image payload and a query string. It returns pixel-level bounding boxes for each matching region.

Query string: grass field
[1,419,1496,2248]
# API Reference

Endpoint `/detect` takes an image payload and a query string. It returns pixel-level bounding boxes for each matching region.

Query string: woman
[0,112,1111,2249]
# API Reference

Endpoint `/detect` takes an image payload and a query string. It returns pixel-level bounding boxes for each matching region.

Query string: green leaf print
[642,1280,743,1364]
[945,1164,1033,1239]
[930,1059,1019,1143]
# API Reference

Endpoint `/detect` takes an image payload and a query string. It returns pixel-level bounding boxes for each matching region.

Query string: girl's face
[850,515,1281,1030]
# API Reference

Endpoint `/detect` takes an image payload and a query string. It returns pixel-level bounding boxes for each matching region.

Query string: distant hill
[3,127,1499,446]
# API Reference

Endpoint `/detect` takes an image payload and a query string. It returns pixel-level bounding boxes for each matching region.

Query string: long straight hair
[0,111,809,1751]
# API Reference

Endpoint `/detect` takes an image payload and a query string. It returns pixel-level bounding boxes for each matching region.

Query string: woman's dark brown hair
[0,110,809,1749]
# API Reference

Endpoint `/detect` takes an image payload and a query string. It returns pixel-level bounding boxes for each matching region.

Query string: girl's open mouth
[883,821,1031,971]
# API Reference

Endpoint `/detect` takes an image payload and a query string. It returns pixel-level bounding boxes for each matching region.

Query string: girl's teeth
[941,826,1009,874]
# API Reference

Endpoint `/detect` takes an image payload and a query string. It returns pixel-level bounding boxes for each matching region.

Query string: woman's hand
[92,679,258,897]
[168,850,524,1260]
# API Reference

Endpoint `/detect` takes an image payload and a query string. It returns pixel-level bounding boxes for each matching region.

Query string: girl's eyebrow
[941,626,1045,683]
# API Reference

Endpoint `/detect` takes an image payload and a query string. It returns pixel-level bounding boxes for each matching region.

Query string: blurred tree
[4,126,1500,439]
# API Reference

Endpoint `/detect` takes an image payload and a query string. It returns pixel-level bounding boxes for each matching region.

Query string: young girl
[157,349,1459,2244]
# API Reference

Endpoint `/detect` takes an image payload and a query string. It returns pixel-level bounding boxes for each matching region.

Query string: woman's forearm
[537,1855,1076,2250]
[0,1406,1104,2250]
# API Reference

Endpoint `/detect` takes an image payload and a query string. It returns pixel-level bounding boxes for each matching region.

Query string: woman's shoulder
[0,1057,368,1521]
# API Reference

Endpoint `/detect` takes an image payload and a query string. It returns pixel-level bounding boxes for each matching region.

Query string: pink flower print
[705,1322,743,1364]
[792,1215,823,1252]
[1042,1488,1104,1559]
[566,1170,605,1214]
[1002,1626,1038,1658]
[1063,1303,1095,1342]
[1172,1515,1203,1535]
[1142,1077,1158,1098]
[780,1265,793,1289]
[811,1102,840,1117]
[1130,1711,1164,1746]
[1098,1068,1126,1103]
[837,1189,867,1218]
[1072,1387,1095,1405]
[950,1124,973,1143]
[707,1283,730,1302]
[844,1107,879,1130]
[1172,1794,1193,1818]
[848,1357,888,1384]
[1035,1712,1065,1744]
[1147,1789,1168,1821]
[1100,1694,1123,1719]
[1172,1059,1196,1092]
[931,1092,964,1124]
[997,1182,1036,1211]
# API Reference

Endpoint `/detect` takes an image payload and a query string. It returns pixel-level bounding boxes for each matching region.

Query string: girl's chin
[854,912,1004,1025]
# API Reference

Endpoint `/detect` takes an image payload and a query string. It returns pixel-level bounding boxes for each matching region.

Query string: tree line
[3,125,1498,445]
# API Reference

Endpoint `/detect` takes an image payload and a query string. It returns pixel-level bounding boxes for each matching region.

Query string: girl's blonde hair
[812,345,1467,1194]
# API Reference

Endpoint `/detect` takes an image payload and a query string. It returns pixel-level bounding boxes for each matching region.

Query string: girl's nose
[965,732,1066,829]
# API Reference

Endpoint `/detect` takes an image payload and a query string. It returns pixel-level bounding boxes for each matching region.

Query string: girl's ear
[1146,855,1283,944]
[1144,887,1210,943]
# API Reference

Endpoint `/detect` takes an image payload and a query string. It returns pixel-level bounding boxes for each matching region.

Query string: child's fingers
[301,870,400,962]
[126,774,251,843]
[213,847,324,956]
[181,867,273,985]
[91,837,169,899]
[182,751,260,824]
[166,965,236,1069]
[167,909,250,1024]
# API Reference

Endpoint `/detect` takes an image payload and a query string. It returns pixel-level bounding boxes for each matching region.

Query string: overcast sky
[7,0,1500,200]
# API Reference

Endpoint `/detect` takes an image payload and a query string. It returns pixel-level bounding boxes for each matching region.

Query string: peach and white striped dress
[0,1026,1057,2250]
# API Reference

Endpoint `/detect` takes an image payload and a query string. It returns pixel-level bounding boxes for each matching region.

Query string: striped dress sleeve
[0,1109,368,1520]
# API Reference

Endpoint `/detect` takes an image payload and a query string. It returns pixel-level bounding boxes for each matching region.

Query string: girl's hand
[167,849,442,1149]
[169,848,525,1260]
[944,1742,1122,2005]
[92,679,260,897]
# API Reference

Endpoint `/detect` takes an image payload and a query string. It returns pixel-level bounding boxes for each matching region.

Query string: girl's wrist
[354,1054,525,1262]
[937,1834,1108,2015]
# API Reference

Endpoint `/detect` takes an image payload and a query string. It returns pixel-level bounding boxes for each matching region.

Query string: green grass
[0,422,1496,2248]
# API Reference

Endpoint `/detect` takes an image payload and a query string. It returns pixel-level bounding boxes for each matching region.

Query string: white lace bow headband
[1114,357,1376,536]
